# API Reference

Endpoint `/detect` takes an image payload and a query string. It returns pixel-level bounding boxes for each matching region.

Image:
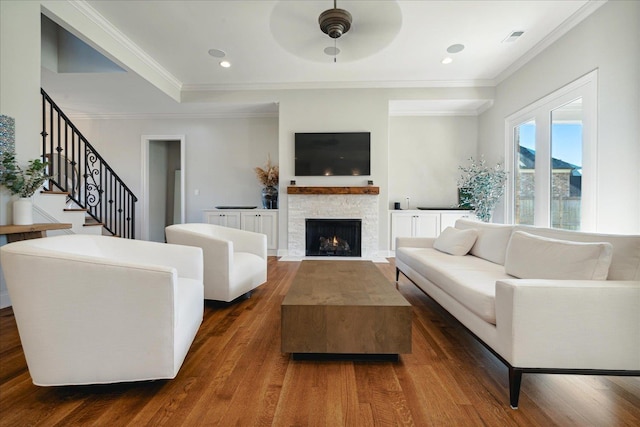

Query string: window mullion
[534,112,551,227]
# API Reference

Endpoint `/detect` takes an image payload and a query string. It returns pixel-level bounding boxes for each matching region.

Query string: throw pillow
[433,227,478,256]
[504,231,613,280]
[455,220,514,265]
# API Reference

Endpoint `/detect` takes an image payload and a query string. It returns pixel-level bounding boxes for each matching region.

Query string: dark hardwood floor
[1,257,638,426]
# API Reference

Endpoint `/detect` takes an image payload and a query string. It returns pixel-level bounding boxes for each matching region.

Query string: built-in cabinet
[203,210,241,229]
[390,210,474,250]
[240,212,278,251]
[203,209,278,254]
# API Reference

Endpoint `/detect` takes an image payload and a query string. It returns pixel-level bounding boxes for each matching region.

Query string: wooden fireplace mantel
[287,186,379,195]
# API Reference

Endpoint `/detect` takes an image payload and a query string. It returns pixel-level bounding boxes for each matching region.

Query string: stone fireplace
[287,187,379,258]
[305,218,362,257]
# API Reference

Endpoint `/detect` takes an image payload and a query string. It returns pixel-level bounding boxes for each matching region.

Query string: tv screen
[294,132,371,176]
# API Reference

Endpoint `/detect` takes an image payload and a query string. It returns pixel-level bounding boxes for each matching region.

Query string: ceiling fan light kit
[319,1,352,39]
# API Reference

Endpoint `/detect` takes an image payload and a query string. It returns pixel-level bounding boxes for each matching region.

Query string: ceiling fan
[269,1,402,64]
[318,0,352,40]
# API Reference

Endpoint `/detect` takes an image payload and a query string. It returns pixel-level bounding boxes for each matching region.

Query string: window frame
[504,70,598,230]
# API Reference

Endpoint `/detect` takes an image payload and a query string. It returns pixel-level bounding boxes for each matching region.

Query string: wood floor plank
[1,257,639,426]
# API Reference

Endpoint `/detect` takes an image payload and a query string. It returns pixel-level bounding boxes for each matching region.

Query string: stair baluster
[41,88,137,238]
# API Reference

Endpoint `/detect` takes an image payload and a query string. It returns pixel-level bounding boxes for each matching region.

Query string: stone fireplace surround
[305,218,362,257]
[286,187,379,259]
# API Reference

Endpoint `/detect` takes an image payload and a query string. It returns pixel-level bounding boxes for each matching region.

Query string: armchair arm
[164,227,233,284]
[102,238,203,282]
[211,226,267,260]
[395,237,436,249]
[495,279,640,370]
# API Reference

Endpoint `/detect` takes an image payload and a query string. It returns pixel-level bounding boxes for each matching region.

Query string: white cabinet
[203,209,278,255]
[203,211,241,229]
[390,212,439,250]
[390,210,474,250]
[241,211,278,251]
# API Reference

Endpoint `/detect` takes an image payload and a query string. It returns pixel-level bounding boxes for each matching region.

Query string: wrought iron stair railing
[41,88,137,238]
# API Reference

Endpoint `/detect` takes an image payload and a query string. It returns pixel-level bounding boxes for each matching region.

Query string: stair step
[41,190,69,196]
[83,222,104,227]
[64,208,88,212]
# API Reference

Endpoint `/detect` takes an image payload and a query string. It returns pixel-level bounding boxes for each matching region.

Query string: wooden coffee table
[281,260,412,357]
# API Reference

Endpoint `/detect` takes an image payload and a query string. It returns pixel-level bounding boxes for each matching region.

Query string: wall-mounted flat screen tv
[294,132,371,176]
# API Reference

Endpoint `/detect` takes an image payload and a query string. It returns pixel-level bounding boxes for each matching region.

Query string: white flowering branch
[457,156,507,222]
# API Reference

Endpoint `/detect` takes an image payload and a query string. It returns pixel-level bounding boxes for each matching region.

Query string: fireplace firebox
[305,219,362,257]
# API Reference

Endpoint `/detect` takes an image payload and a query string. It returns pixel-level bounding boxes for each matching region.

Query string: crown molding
[495,0,607,84]
[68,0,182,93]
[390,111,478,117]
[389,99,494,117]
[65,111,279,121]
[181,78,497,92]
[389,100,495,117]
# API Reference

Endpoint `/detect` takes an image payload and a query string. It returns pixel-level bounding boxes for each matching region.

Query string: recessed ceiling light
[220,60,231,68]
[208,48,226,58]
[441,57,453,65]
[447,44,465,54]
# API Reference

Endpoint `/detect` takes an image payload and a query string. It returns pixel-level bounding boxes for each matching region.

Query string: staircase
[32,190,104,236]
[37,88,137,238]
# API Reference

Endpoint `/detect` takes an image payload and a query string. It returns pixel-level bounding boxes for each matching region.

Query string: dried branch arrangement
[255,154,279,187]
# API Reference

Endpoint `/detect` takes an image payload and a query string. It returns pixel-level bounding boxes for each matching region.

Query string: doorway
[141,135,185,242]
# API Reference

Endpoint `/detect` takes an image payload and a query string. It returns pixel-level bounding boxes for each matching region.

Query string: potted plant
[457,156,507,222]
[0,152,50,225]
[254,154,279,209]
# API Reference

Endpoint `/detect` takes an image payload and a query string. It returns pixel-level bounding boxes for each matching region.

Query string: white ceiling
[42,0,601,117]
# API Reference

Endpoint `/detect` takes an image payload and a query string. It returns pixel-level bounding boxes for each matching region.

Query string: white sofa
[165,223,267,302]
[395,219,640,408]
[0,234,204,386]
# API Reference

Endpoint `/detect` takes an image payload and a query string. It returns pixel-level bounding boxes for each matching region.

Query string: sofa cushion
[396,247,512,324]
[505,231,613,280]
[514,225,640,281]
[434,227,478,256]
[455,219,514,265]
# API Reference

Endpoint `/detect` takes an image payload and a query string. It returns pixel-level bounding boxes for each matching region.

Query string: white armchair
[0,234,204,386]
[165,223,267,302]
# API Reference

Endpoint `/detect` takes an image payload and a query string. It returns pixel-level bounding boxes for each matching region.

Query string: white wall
[478,0,640,233]
[389,115,478,210]
[73,116,279,237]
[0,0,42,308]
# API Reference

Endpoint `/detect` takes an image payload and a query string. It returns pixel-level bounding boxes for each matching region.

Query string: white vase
[13,197,33,225]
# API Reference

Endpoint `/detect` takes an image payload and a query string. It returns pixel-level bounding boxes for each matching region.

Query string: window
[506,71,597,230]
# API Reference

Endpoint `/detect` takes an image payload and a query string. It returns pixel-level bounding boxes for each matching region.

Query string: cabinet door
[205,211,241,228]
[413,213,439,238]
[240,212,261,233]
[390,212,415,250]
[224,212,241,229]
[204,212,226,226]
[241,211,278,250]
[259,212,278,250]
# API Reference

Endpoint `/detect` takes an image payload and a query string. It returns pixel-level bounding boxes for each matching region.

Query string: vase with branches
[254,154,279,209]
[457,156,507,222]
[0,152,50,225]
[0,152,49,197]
